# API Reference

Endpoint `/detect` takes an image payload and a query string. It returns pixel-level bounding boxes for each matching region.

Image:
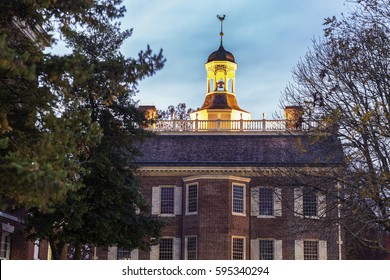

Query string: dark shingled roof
[135,134,344,167]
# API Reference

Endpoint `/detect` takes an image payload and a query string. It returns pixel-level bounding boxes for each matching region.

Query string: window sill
[232,212,247,217]
[257,215,276,218]
[296,215,320,220]
[159,214,176,217]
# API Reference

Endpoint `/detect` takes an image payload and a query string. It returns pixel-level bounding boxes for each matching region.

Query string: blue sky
[121,0,351,118]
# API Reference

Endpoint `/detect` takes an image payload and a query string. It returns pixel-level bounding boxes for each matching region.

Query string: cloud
[122,0,350,118]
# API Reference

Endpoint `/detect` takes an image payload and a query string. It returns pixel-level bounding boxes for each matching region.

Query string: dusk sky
[121,1,352,118]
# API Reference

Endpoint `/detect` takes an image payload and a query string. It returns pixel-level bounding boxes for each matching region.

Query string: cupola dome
[207,45,235,63]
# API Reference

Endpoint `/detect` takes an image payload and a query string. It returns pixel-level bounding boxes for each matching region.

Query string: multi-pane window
[233,185,245,214]
[295,240,326,260]
[152,186,182,216]
[303,240,319,260]
[159,238,173,260]
[161,187,175,214]
[252,239,282,260]
[252,187,282,217]
[303,188,317,217]
[259,239,274,260]
[1,233,11,260]
[117,248,131,260]
[259,188,273,216]
[186,236,197,260]
[232,237,245,260]
[187,184,198,214]
[295,188,325,219]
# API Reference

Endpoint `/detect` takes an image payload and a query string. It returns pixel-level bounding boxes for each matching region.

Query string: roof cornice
[137,166,339,177]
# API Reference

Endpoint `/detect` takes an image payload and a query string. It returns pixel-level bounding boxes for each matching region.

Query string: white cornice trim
[137,166,338,177]
[0,211,23,224]
[138,166,258,174]
[183,174,251,182]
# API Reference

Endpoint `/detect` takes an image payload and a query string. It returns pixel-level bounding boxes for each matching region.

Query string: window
[259,239,274,260]
[232,184,245,214]
[33,239,40,260]
[186,184,198,214]
[251,239,282,260]
[295,240,327,260]
[117,248,132,260]
[303,188,317,217]
[251,187,282,217]
[232,237,245,260]
[159,238,174,260]
[161,187,175,214]
[185,236,197,260]
[152,186,182,216]
[294,187,326,218]
[108,247,138,260]
[150,237,181,260]
[304,241,319,260]
[1,232,11,260]
[259,188,273,216]
[116,248,138,260]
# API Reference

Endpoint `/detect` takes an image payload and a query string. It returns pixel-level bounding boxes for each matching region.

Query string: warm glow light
[206,61,237,94]
[189,44,253,123]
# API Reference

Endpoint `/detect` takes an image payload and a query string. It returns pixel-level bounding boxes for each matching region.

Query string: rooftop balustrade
[146,119,319,132]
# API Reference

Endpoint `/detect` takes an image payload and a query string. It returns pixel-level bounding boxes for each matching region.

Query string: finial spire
[217,14,225,46]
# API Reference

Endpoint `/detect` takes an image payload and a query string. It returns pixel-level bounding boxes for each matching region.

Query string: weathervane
[217,14,226,46]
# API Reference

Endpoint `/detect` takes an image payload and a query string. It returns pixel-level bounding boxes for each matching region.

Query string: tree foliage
[158,103,194,120]
[0,0,129,210]
[281,0,389,254]
[1,0,165,259]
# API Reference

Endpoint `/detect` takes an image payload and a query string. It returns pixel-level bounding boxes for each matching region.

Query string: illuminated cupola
[190,15,251,121]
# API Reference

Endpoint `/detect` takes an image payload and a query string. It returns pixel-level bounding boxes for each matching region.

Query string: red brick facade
[130,168,343,260]
[1,210,49,260]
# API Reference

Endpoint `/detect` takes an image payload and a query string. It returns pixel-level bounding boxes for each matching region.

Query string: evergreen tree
[0,0,135,210]
[1,0,165,258]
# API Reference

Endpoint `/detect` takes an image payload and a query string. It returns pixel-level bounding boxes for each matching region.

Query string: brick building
[1,17,344,261]
[107,19,345,260]
[1,209,50,260]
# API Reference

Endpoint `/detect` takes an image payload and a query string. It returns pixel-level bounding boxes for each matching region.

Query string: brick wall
[137,172,342,260]
[1,210,50,260]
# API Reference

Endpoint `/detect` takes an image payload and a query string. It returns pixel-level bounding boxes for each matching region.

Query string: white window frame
[115,247,139,260]
[185,235,197,260]
[295,240,327,260]
[251,239,283,260]
[186,183,198,215]
[1,232,11,260]
[231,236,246,260]
[33,239,40,260]
[294,187,326,219]
[232,183,246,216]
[152,186,182,216]
[251,187,282,218]
[150,237,181,260]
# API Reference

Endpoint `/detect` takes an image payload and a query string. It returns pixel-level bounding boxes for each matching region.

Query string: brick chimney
[284,106,303,130]
[138,105,157,128]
